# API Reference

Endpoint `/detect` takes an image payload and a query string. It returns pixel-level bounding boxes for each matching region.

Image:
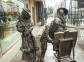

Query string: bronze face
[59,9,65,17]
[22,9,30,19]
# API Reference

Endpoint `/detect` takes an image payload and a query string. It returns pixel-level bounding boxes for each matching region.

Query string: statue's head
[22,8,30,19]
[57,8,68,17]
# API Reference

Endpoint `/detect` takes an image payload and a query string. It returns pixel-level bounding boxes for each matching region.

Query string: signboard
[78,0,84,8]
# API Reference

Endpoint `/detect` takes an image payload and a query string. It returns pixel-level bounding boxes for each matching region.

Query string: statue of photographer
[40,8,68,62]
[16,9,38,62]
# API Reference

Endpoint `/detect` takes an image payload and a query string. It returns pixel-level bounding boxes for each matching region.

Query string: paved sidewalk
[0,39,21,62]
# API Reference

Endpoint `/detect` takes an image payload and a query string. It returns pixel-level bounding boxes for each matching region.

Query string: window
[26,4,28,8]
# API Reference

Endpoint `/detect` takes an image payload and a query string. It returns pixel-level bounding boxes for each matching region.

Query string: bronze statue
[49,8,68,40]
[40,26,52,62]
[40,8,68,62]
[16,9,38,62]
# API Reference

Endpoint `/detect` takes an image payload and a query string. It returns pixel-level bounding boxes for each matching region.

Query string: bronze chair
[54,38,74,62]
[54,31,78,62]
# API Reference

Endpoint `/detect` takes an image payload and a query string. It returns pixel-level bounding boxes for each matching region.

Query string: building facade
[21,0,46,25]
[68,0,83,25]
[0,0,24,57]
